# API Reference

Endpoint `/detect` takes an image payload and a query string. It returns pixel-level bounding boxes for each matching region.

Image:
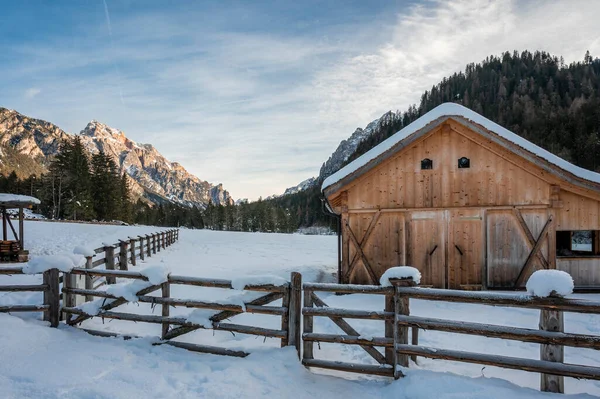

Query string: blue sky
[1,0,599,200]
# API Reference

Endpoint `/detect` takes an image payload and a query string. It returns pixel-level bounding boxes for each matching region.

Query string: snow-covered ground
[1,221,599,398]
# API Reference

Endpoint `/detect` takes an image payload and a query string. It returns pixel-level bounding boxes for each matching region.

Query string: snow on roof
[0,194,41,207]
[322,103,600,192]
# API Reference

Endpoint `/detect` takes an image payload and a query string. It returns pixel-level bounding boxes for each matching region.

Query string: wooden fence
[0,266,60,326]
[3,242,600,394]
[61,270,302,358]
[0,228,179,326]
[65,228,178,297]
[302,277,600,393]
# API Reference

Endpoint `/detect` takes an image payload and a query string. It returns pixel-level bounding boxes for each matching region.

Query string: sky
[1,0,599,200]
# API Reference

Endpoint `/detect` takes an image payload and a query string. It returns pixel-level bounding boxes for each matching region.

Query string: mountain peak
[0,107,234,207]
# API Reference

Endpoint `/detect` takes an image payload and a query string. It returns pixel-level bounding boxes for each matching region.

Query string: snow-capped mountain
[0,107,233,207]
[318,110,401,181]
[283,177,316,195]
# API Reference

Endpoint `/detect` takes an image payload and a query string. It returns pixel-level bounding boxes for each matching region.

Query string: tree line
[1,136,133,223]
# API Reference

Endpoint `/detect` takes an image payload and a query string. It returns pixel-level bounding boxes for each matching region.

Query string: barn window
[556,230,600,257]
[421,158,433,170]
[458,157,470,168]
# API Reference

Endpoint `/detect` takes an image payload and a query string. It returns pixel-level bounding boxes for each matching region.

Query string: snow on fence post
[152,234,157,254]
[84,255,93,301]
[42,268,60,327]
[288,271,302,359]
[138,236,145,261]
[119,240,128,271]
[129,237,136,266]
[161,281,170,339]
[105,245,116,284]
[162,232,166,249]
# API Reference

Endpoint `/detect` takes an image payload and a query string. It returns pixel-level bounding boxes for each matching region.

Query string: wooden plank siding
[330,121,600,288]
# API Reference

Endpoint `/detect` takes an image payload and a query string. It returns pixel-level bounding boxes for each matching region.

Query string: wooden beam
[302,359,393,377]
[303,333,393,347]
[392,286,600,314]
[395,314,600,349]
[303,282,392,295]
[396,344,600,381]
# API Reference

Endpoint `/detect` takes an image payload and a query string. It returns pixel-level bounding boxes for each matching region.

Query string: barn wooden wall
[331,121,600,288]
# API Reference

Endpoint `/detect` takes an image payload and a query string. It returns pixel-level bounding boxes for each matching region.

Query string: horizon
[1,0,599,200]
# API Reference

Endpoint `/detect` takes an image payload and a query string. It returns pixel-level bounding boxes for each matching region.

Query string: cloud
[2,0,600,200]
[23,88,41,99]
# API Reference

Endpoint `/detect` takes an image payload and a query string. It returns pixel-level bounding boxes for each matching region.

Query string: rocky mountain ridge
[318,110,401,182]
[0,107,233,207]
[280,110,402,196]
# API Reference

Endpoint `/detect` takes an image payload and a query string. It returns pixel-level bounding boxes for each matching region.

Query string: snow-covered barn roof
[322,102,600,196]
[0,194,41,208]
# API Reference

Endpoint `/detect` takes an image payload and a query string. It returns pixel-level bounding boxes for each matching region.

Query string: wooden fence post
[390,277,417,379]
[129,237,136,266]
[146,234,151,257]
[161,281,170,339]
[152,234,157,254]
[385,293,394,365]
[288,272,302,359]
[119,240,128,271]
[85,255,93,301]
[105,245,116,284]
[162,232,166,249]
[302,282,314,362]
[138,236,145,261]
[280,279,291,348]
[540,298,565,393]
[62,271,76,320]
[43,268,60,327]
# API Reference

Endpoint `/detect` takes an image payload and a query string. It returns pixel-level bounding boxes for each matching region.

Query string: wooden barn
[322,103,600,290]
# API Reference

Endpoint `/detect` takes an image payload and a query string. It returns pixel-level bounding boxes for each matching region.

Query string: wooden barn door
[344,211,406,285]
[447,210,484,289]
[407,211,446,288]
[486,208,552,288]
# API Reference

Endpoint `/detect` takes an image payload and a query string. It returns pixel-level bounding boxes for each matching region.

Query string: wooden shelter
[0,194,40,262]
[322,103,600,290]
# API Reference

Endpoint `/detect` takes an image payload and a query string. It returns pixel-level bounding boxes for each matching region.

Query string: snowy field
[0,221,599,398]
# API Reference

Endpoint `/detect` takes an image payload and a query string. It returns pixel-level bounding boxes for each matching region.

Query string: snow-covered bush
[526,270,574,298]
[380,266,421,286]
